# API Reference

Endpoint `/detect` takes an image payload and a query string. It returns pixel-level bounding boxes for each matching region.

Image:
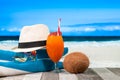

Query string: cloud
[61,25,120,33]
[100,26,120,31]
[0,27,21,32]
[61,26,96,32]
[0,28,5,31]
[83,27,96,32]
[8,27,21,32]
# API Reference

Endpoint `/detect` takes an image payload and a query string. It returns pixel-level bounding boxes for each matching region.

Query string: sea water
[0,36,120,48]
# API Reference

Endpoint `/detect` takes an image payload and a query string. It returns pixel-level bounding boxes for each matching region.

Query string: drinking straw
[57,18,61,36]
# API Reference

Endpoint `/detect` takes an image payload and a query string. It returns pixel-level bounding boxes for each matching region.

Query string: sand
[61,41,120,68]
[0,45,16,51]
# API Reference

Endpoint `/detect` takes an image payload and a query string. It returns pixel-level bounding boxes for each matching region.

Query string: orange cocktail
[46,34,64,63]
[46,18,64,72]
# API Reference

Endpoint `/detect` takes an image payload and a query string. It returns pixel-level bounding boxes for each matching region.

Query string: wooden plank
[0,75,25,80]
[77,68,103,80]
[59,69,78,80]
[1,68,120,80]
[41,72,58,80]
[93,68,120,80]
[0,77,4,80]
[22,72,42,80]
[107,68,120,76]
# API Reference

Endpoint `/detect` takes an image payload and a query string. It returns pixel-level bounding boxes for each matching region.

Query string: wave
[0,40,120,51]
[1,39,120,47]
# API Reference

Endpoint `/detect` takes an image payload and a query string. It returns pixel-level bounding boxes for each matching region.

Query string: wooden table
[0,68,120,80]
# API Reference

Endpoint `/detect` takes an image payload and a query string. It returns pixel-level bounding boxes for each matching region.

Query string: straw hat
[13,24,50,52]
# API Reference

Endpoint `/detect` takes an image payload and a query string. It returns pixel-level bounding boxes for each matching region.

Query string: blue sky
[0,0,120,36]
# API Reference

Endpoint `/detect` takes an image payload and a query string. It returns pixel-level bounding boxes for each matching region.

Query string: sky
[0,0,120,36]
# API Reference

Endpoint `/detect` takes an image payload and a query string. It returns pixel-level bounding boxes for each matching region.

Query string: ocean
[0,36,120,49]
[1,36,120,41]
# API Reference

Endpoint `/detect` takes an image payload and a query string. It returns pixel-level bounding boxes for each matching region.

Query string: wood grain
[77,68,103,80]
[59,69,78,80]
[0,68,120,80]
[41,71,58,80]
[107,68,120,76]
[93,68,120,80]
[23,72,42,80]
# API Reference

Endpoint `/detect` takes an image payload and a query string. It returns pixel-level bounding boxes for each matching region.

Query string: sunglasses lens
[14,57,27,62]
[14,52,27,62]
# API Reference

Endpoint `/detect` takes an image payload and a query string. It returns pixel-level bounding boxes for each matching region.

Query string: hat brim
[12,46,46,52]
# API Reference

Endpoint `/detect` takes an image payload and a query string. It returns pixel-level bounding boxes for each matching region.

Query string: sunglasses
[13,51,37,62]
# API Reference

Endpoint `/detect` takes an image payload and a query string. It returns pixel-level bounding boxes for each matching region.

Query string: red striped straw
[57,18,61,36]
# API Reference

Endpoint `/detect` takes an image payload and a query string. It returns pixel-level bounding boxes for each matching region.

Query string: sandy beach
[63,41,120,68]
[0,40,18,50]
[0,41,120,68]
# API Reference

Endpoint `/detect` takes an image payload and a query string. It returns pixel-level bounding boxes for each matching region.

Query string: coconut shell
[63,52,89,74]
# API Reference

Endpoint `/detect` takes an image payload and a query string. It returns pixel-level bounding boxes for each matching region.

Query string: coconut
[63,52,89,74]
